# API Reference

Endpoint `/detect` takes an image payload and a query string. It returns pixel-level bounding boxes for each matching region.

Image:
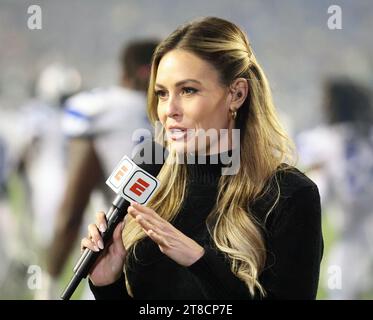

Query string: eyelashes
[154,87,199,99]
[181,87,198,95]
[154,89,167,98]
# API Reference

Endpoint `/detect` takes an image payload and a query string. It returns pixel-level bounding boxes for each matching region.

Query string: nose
[165,94,182,119]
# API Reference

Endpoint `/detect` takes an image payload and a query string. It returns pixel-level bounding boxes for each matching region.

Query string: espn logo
[114,165,128,182]
[106,155,160,205]
[108,158,133,190]
[129,178,150,196]
[123,171,158,205]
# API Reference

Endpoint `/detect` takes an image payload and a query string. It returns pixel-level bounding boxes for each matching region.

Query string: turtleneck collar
[185,149,234,184]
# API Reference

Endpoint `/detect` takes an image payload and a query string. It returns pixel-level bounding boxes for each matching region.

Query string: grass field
[1,173,87,300]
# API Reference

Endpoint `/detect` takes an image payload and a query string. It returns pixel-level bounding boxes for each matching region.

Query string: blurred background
[0,0,372,299]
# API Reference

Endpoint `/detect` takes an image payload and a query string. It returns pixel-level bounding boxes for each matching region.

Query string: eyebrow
[155,79,202,89]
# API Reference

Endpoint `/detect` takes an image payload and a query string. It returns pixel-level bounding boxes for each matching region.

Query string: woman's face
[155,49,233,154]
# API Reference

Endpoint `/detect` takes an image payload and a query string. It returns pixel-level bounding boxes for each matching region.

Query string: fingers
[88,223,104,250]
[110,221,126,258]
[135,215,157,233]
[86,211,106,250]
[135,215,167,236]
[127,206,164,230]
[96,211,107,233]
[147,229,170,248]
[81,211,121,254]
[135,215,171,249]
[130,202,163,222]
[112,221,125,241]
[81,237,99,252]
[126,204,173,250]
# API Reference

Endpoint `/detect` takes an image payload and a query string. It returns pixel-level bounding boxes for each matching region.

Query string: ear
[228,78,249,111]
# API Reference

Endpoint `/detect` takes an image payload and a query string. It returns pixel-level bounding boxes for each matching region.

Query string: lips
[167,128,187,141]
[166,126,188,141]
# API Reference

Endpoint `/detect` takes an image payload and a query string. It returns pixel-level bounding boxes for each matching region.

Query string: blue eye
[181,87,198,95]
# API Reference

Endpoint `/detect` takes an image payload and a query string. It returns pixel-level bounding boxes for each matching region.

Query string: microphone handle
[60,195,128,300]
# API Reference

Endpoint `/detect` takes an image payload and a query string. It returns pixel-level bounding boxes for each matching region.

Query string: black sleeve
[260,185,323,299]
[187,246,253,299]
[88,273,132,300]
[187,185,323,300]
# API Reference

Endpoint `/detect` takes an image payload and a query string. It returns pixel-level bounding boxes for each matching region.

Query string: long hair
[123,17,295,297]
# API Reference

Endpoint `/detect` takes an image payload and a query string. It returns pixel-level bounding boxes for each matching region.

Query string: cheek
[157,104,166,123]
[191,99,229,129]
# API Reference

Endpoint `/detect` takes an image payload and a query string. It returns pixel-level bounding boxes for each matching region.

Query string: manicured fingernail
[131,202,138,206]
[136,214,142,221]
[99,224,106,233]
[97,240,104,250]
[93,245,99,252]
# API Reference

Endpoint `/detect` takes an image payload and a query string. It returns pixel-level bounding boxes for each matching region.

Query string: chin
[168,139,189,154]
[170,140,214,158]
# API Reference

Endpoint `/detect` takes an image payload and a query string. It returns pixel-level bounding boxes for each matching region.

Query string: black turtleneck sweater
[89,150,323,300]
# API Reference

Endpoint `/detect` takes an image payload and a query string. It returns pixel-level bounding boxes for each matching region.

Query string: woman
[81,17,323,300]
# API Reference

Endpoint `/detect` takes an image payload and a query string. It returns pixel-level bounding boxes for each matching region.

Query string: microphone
[60,154,160,300]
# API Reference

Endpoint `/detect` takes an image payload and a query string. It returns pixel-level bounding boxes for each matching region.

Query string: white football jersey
[297,123,373,232]
[62,86,153,177]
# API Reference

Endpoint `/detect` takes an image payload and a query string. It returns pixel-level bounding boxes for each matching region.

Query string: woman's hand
[80,211,127,286]
[127,202,205,267]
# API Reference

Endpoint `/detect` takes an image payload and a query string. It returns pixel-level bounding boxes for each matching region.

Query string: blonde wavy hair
[123,16,295,297]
